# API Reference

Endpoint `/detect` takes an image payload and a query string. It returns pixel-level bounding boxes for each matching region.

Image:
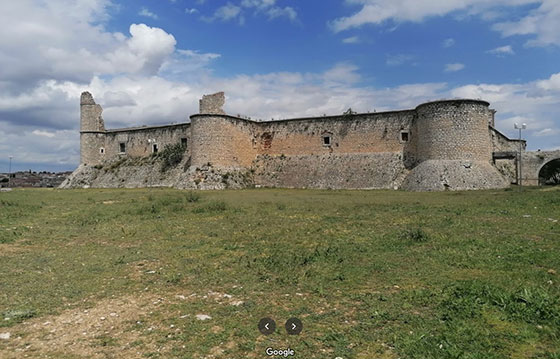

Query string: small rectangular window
[100,148,105,154]
[152,144,158,153]
[400,131,410,143]
[322,135,332,146]
[181,138,188,146]
[119,142,126,153]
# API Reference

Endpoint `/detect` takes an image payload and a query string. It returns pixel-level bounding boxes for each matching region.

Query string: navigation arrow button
[258,318,276,335]
[285,317,303,335]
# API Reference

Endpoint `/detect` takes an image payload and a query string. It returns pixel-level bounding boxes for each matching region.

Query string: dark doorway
[539,158,560,185]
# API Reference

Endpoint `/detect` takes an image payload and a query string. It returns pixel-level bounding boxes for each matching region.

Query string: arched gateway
[538,158,560,185]
[521,150,560,186]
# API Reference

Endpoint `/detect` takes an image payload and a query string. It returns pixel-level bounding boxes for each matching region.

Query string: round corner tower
[415,99,493,162]
[79,92,106,166]
[190,92,256,169]
[401,99,507,191]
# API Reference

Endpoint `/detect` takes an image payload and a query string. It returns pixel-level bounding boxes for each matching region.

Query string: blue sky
[0,0,559,172]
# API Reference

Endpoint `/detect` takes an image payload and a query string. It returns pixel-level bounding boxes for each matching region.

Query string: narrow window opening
[119,142,126,153]
[152,144,159,153]
[100,148,105,154]
[181,138,188,147]
[400,131,410,143]
[322,135,332,146]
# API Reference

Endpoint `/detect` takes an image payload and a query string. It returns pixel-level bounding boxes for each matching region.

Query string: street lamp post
[8,156,13,188]
[514,123,526,186]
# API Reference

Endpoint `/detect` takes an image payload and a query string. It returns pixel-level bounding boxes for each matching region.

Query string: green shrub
[399,227,429,242]
[185,191,201,203]
[157,143,187,172]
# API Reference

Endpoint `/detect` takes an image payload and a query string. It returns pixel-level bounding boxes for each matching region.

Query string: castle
[63,91,560,190]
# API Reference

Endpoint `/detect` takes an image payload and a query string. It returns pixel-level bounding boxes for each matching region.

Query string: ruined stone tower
[80,92,105,166]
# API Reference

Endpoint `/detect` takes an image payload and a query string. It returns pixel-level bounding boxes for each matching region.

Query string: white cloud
[185,8,199,14]
[203,3,244,24]
[330,0,540,32]
[32,130,56,138]
[442,38,455,48]
[534,128,560,137]
[537,73,560,91]
[342,36,360,44]
[139,7,158,20]
[386,54,414,66]
[241,0,277,8]
[444,63,465,72]
[200,0,298,24]
[487,45,515,56]
[240,0,298,21]
[266,6,297,21]
[329,0,560,47]
[493,0,560,46]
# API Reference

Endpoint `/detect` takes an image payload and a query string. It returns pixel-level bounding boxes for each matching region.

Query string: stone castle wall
[79,92,191,166]
[190,115,258,168]
[254,111,415,157]
[415,100,493,162]
[70,91,536,191]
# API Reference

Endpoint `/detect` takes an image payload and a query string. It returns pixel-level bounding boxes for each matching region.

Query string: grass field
[0,187,559,358]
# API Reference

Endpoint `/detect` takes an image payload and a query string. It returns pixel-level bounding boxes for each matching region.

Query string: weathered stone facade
[62,91,557,191]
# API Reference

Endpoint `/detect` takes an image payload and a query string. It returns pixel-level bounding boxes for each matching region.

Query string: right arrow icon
[285,317,303,335]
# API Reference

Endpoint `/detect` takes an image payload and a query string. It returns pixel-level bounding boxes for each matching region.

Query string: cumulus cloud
[487,45,515,56]
[444,63,465,72]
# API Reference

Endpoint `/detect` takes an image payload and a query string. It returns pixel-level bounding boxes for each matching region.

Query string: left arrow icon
[258,318,276,335]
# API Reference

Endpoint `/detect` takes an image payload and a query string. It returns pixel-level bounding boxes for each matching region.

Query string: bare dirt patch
[0,293,166,359]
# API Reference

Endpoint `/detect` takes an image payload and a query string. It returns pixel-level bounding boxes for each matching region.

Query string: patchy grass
[0,187,559,358]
